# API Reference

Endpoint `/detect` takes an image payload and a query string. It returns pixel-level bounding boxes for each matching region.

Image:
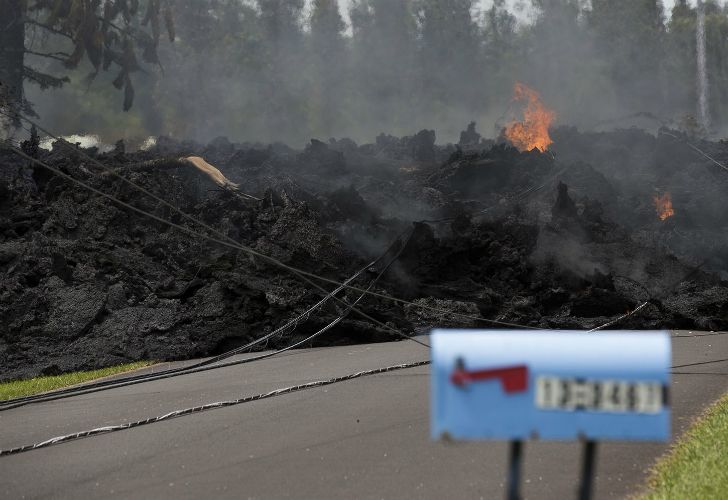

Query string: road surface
[1,330,727,499]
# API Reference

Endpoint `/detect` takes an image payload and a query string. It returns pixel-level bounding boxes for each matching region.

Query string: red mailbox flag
[451,363,529,394]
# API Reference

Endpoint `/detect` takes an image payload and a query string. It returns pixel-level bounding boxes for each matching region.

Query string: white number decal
[536,376,664,414]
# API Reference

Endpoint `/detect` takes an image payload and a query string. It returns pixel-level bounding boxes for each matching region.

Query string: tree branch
[23,66,70,90]
[25,49,72,63]
[22,18,74,40]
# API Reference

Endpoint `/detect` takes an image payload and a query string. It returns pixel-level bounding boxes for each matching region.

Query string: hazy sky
[326,0,703,29]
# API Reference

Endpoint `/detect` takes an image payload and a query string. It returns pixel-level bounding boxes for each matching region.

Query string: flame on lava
[504,82,556,152]
[653,192,675,221]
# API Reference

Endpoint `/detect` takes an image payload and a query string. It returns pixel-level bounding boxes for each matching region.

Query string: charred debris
[1,124,727,380]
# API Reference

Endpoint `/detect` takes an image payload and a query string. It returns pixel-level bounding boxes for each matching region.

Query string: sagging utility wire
[0,182,668,410]
[0,109,424,348]
[1,112,688,344]
[658,129,728,174]
[0,111,702,411]
[0,121,549,411]
[0,257,376,410]
[0,120,592,412]
[0,136,423,349]
[0,129,707,458]
[0,360,431,457]
[0,108,546,331]
[589,116,727,173]
[0,226,421,411]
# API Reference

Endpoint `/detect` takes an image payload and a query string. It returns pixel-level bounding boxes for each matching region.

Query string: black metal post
[506,440,523,500]
[578,440,598,500]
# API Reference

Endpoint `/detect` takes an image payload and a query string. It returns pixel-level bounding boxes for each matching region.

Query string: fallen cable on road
[587,302,650,333]
[0,230,426,411]
[0,360,430,457]
[672,331,728,338]
[0,113,705,414]
[588,259,709,333]
[0,252,385,410]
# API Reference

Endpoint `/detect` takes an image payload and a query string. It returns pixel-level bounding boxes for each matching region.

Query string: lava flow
[504,82,556,152]
[653,192,675,221]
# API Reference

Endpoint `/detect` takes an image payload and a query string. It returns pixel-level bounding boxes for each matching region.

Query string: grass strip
[0,361,154,401]
[641,391,728,499]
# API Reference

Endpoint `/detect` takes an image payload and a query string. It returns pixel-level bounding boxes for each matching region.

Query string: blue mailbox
[431,330,671,442]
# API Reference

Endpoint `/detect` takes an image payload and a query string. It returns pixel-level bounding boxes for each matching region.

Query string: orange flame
[653,192,675,221]
[504,82,556,152]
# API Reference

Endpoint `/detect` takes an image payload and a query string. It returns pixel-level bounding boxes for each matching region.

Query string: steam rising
[697,0,710,129]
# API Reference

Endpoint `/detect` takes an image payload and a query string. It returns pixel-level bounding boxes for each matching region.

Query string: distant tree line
[2,0,728,144]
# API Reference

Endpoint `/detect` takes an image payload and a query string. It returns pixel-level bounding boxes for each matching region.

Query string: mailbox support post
[506,440,523,500]
[578,440,598,500]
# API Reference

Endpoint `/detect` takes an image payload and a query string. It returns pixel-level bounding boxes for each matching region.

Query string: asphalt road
[1,330,727,499]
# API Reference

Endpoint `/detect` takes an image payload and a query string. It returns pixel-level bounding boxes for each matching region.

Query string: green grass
[641,391,728,499]
[0,361,154,401]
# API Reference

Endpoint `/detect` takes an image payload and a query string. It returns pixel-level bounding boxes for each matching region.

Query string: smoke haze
[22,0,728,147]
